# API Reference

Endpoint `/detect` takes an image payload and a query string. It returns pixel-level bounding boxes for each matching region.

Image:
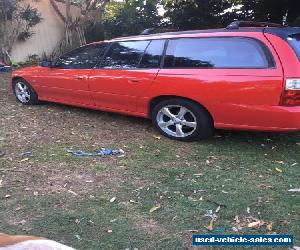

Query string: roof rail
[226,21,285,30]
[140,28,156,35]
[140,27,180,35]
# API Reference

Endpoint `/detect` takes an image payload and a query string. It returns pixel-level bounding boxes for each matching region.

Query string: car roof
[265,27,300,39]
[109,28,265,41]
[103,26,300,42]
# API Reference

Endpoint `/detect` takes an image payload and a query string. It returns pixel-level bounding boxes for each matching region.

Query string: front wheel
[152,99,214,141]
[13,79,39,105]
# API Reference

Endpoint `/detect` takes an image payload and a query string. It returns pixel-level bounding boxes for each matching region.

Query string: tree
[162,0,300,31]
[229,0,300,25]
[49,0,110,57]
[0,0,42,64]
[103,0,163,39]
[162,0,234,30]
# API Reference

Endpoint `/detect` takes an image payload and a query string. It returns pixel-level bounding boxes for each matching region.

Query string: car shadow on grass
[39,100,300,147]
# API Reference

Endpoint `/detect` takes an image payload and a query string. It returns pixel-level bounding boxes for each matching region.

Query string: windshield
[288,34,300,59]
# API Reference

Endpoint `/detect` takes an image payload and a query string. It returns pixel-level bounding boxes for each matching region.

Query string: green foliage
[162,0,300,30]
[17,5,42,41]
[103,0,163,39]
[293,16,300,26]
[101,0,300,39]
[0,0,42,64]
[0,0,17,20]
[20,4,42,27]
[229,0,300,24]
[163,0,234,29]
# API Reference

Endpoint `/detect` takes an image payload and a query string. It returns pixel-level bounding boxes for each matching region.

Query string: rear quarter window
[163,37,275,69]
[287,34,300,59]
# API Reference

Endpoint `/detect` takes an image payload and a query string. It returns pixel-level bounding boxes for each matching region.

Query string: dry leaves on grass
[233,215,273,232]
[288,188,300,192]
[110,197,117,203]
[203,210,219,231]
[149,204,161,213]
[275,167,283,173]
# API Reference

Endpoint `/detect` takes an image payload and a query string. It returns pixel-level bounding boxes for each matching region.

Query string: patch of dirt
[181,231,209,250]
[132,217,166,236]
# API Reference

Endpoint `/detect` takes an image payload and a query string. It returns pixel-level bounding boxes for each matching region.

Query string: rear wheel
[13,79,39,105]
[152,99,214,141]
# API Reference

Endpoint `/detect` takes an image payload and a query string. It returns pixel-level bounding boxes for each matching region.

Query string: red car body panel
[89,69,159,112]
[12,30,300,132]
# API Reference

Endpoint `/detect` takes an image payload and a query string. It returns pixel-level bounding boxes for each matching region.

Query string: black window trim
[160,39,169,69]
[286,33,300,60]
[93,42,113,69]
[161,36,277,70]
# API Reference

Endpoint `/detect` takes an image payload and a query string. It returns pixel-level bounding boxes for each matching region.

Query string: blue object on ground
[213,228,226,233]
[21,151,33,157]
[0,66,11,73]
[67,149,123,157]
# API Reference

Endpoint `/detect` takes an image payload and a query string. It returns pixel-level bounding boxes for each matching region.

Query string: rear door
[89,40,165,112]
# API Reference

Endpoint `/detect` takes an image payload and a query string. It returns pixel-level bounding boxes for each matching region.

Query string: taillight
[281,79,300,106]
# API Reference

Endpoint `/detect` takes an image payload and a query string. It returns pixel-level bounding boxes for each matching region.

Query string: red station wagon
[11,21,300,141]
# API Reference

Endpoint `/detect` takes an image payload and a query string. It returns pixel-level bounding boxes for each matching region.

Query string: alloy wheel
[156,105,197,138]
[15,82,31,103]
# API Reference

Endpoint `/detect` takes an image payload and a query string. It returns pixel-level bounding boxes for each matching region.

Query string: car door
[34,43,107,106]
[88,40,165,112]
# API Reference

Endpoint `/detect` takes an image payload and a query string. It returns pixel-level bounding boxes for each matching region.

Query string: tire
[13,79,39,105]
[151,98,214,141]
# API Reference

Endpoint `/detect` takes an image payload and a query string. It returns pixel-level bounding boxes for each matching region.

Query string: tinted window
[164,38,273,69]
[288,34,300,59]
[139,40,165,68]
[101,41,149,69]
[54,43,107,69]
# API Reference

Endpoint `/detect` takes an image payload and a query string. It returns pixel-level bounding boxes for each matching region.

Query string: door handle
[128,79,141,83]
[75,76,88,80]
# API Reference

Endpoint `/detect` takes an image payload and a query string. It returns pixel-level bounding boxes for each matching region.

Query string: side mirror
[40,60,53,68]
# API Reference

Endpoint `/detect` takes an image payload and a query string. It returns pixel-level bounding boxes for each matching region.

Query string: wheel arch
[12,76,27,88]
[12,76,26,82]
[12,76,35,91]
[149,95,214,122]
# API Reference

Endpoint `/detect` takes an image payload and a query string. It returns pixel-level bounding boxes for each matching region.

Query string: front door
[34,43,108,106]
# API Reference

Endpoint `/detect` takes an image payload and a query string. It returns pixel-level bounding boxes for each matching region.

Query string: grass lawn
[0,73,299,249]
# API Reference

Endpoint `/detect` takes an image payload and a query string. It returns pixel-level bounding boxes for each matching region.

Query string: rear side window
[287,34,300,59]
[101,41,150,69]
[164,37,274,69]
[54,43,107,69]
[139,40,165,68]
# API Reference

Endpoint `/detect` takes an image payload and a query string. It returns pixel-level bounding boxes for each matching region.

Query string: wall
[11,0,80,62]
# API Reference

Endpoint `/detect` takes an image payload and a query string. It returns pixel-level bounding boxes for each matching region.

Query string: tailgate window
[288,34,300,59]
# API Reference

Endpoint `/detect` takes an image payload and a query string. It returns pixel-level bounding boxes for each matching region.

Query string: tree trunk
[50,0,110,58]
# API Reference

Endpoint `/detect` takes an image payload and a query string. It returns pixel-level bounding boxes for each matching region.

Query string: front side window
[163,37,274,69]
[101,41,150,69]
[288,34,300,59]
[54,43,107,69]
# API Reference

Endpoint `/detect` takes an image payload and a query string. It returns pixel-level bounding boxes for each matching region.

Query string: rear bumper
[214,105,300,132]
